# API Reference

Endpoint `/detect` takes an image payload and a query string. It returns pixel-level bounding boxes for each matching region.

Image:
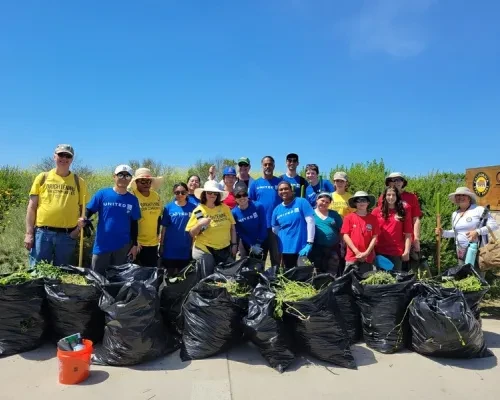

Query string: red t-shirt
[340,213,380,263]
[377,191,422,220]
[372,205,413,256]
[223,192,237,209]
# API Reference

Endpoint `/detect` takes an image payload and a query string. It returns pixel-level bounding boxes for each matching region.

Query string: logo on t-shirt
[127,204,133,213]
[294,207,299,212]
[466,217,472,222]
[366,224,373,231]
[473,172,490,197]
[253,212,258,218]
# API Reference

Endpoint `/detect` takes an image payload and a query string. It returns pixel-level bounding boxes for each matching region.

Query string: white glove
[250,244,263,256]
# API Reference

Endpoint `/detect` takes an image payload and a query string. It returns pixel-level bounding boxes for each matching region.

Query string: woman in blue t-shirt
[271,181,315,269]
[309,192,343,275]
[160,182,196,275]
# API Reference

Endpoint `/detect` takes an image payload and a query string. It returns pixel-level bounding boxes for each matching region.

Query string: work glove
[250,243,263,256]
[83,218,95,238]
[298,243,313,256]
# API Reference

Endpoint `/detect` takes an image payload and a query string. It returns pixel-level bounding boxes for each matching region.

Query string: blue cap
[223,166,237,176]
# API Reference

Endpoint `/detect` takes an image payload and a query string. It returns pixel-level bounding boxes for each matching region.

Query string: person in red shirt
[372,187,412,271]
[377,172,422,270]
[340,191,379,275]
[221,167,237,209]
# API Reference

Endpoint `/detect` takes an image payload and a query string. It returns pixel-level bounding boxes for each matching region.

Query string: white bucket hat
[448,187,477,205]
[194,180,229,201]
[129,167,164,190]
[348,191,376,209]
[385,172,408,188]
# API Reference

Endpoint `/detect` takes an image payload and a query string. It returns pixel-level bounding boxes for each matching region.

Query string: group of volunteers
[24,145,498,278]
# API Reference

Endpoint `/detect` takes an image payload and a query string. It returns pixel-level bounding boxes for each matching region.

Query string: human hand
[24,233,34,250]
[435,228,442,236]
[77,218,86,228]
[413,239,421,252]
[298,243,313,256]
[402,251,410,261]
[231,244,238,258]
[128,245,138,261]
[356,251,367,261]
[466,230,479,242]
[250,243,263,256]
[199,218,211,229]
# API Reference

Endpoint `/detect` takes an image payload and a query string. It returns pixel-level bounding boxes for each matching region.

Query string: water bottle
[465,242,478,265]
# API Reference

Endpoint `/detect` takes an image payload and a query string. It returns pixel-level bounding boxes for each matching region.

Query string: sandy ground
[1,319,499,400]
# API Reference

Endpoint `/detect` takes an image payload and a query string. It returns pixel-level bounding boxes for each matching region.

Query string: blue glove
[250,243,263,256]
[298,243,313,256]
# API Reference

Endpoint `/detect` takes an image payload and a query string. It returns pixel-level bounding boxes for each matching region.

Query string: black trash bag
[284,283,356,369]
[409,283,493,358]
[180,273,246,361]
[44,265,107,343]
[92,281,168,366]
[215,257,265,288]
[330,272,362,343]
[160,262,198,336]
[440,264,489,322]
[352,272,416,354]
[105,263,164,290]
[244,284,295,373]
[0,278,46,356]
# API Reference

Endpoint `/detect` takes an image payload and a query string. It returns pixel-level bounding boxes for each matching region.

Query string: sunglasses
[116,173,132,180]
[235,193,248,199]
[58,153,73,159]
[137,179,152,185]
[238,163,249,167]
[355,198,369,203]
[287,158,298,163]
[389,178,403,183]
[206,191,219,196]
[174,190,187,195]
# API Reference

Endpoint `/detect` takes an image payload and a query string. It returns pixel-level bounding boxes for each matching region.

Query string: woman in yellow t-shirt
[186,181,237,279]
[129,168,164,267]
[329,171,355,218]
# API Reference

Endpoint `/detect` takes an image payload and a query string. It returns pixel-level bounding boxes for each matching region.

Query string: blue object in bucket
[375,255,394,271]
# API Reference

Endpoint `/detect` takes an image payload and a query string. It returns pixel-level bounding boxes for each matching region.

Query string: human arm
[230,224,238,257]
[24,195,38,250]
[343,233,361,258]
[402,233,412,261]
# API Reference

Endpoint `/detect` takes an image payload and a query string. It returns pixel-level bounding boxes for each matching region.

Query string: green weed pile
[361,272,397,285]
[208,280,251,298]
[32,262,88,285]
[0,271,34,285]
[274,277,318,319]
[441,275,483,292]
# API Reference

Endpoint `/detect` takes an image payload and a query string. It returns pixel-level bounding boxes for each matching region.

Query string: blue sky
[1,0,499,176]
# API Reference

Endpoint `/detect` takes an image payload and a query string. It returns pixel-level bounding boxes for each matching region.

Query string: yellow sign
[472,172,490,197]
[466,165,500,210]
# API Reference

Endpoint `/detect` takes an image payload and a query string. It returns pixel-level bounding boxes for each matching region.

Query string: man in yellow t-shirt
[129,168,163,267]
[25,144,87,267]
[329,171,355,218]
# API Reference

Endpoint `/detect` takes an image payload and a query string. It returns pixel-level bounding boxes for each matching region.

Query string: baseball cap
[286,153,299,161]
[54,144,74,156]
[333,171,348,181]
[316,191,332,201]
[114,164,133,175]
[223,166,237,176]
[234,181,248,194]
[238,157,250,166]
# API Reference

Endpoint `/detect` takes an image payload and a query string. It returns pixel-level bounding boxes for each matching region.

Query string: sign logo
[473,172,490,197]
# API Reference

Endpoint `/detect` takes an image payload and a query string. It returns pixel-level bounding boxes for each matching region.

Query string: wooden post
[436,192,441,275]
[78,195,86,267]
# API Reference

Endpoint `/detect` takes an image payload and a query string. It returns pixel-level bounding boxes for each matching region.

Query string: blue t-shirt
[306,179,336,207]
[281,174,307,198]
[87,188,141,254]
[248,177,281,228]
[188,194,200,206]
[271,197,314,254]
[314,210,343,247]
[161,201,196,260]
[231,201,268,247]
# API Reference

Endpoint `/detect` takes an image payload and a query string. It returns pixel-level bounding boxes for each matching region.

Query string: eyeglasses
[58,153,73,159]
[334,179,346,183]
[287,158,298,163]
[235,193,248,199]
[389,178,403,183]
[174,191,187,195]
[206,191,218,196]
[137,179,152,185]
[116,173,132,180]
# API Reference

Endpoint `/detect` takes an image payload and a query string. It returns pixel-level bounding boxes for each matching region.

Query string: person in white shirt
[436,187,498,266]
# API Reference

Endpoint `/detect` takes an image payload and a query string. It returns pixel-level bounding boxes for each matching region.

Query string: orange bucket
[57,339,93,385]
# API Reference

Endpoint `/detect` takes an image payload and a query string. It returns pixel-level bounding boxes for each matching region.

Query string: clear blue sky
[1,0,499,176]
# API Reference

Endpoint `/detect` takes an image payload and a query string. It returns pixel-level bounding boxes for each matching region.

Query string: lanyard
[452,205,471,247]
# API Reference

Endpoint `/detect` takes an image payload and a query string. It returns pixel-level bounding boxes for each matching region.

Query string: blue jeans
[29,228,77,267]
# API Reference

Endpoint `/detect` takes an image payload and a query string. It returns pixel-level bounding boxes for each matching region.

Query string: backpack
[280,174,308,197]
[39,171,82,206]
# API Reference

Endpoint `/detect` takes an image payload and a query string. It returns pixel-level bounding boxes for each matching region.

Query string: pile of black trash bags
[0,261,494,370]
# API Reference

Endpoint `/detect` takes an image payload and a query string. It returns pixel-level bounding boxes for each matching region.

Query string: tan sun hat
[385,172,408,188]
[129,167,164,190]
[448,187,477,205]
[194,180,229,201]
[348,191,376,209]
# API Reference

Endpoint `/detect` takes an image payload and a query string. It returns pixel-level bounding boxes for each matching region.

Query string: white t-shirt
[442,204,498,248]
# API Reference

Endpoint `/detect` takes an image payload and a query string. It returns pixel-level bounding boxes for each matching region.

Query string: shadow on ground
[127,350,192,372]
[79,370,109,385]
[19,344,56,362]
[483,330,500,348]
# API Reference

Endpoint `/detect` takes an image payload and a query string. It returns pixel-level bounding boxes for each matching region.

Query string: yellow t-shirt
[30,169,87,228]
[132,189,163,246]
[185,204,235,252]
[329,192,355,218]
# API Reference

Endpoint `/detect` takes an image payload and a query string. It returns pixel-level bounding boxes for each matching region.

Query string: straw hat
[129,168,164,190]
[448,187,477,205]
[385,172,408,188]
[194,180,229,201]
[348,191,376,209]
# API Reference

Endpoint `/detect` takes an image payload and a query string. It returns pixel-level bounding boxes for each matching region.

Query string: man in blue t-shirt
[281,153,308,198]
[305,163,335,208]
[82,165,141,275]
[248,156,281,266]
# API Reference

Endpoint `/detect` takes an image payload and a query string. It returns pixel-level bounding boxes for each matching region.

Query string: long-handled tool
[435,192,441,275]
[78,195,86,267]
